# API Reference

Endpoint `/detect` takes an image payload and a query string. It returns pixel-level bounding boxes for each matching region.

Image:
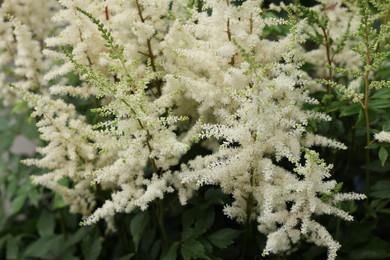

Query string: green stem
[135,0,161,96]
[362,5,390,191]
[363,99,370,191]
[158,200,170,249]
[60,209,68,240]
[320,26,338,174]
[320,26,334,93]
[151,200,170,252]
[363,10,372,193]
[335,218,341,241]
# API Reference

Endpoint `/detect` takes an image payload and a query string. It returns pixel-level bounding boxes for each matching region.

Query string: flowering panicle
[57,10,189,224]
[176,2,365,259]
[43,0,108,85]
[10,84,99,216]
[0,0,57,104]
[0,0,58,39]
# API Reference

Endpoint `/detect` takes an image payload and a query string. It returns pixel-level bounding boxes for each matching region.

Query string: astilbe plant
[0,0,377,259]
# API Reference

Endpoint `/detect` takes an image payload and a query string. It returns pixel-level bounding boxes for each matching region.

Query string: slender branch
[78,29,93,66]
[135,0,146,23]
[158,200,170,249]
[104,0,110,21]
[226,0,235,65]
[146,39,157,72]
[119,98,159,174]
[320,27,333,86]
[249,13,253,35]
[319,26,337,173]
[135,0,161,96]
[60,209,68,239]
[362,9,372,191]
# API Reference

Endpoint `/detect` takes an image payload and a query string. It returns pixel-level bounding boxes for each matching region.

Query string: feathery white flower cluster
[172,4,365,257]
[13,85,99,216]
[1,0,366,258]
[0,0,58,105]
[375,131,390,143]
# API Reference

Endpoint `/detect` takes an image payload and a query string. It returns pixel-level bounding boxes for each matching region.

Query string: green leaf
[204,188,228,205]
[25,229,88,259]
[6,236,19,259]
[369,199,389,212]
[37,211,55,237]
[116,253,135,260]
[378,208,390,214]
[340,200,357,214]
[369,99,390,109]
[182,227,203,240]
[0,235,8,252]
[140,227,156,252]
[370,181,390,199]
[20,119,39,139]
[339,223,375,251]
[10,101,28,114]
[340,104,360,117]
[384,121,390,131]
[130,210,150,250]
[63,227,92,249]
[181,239,209,260]
[354,109,365,127]
[0,132,14,152]
[371,88,390,99]
[182,208,215,240]
[82,228,102,260]
[207,228,240,249]
[53,193,67,209]
[23,237,55,258]
[326,100,346,112]
[150,240,162,260]
[182,208,198,230]
[202,240,213,256]
[378,146,388,167]
[349,237,390,259]
[6,176,18,199]
[303,246,326,260]
[28,189,40,207]
[366,143,380,149]
[365,160,390,173]
[0,117,7,131]
[162,241,179,260]
[9,195,27,216]
[23,234,80,259]
[195,210,215,234]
